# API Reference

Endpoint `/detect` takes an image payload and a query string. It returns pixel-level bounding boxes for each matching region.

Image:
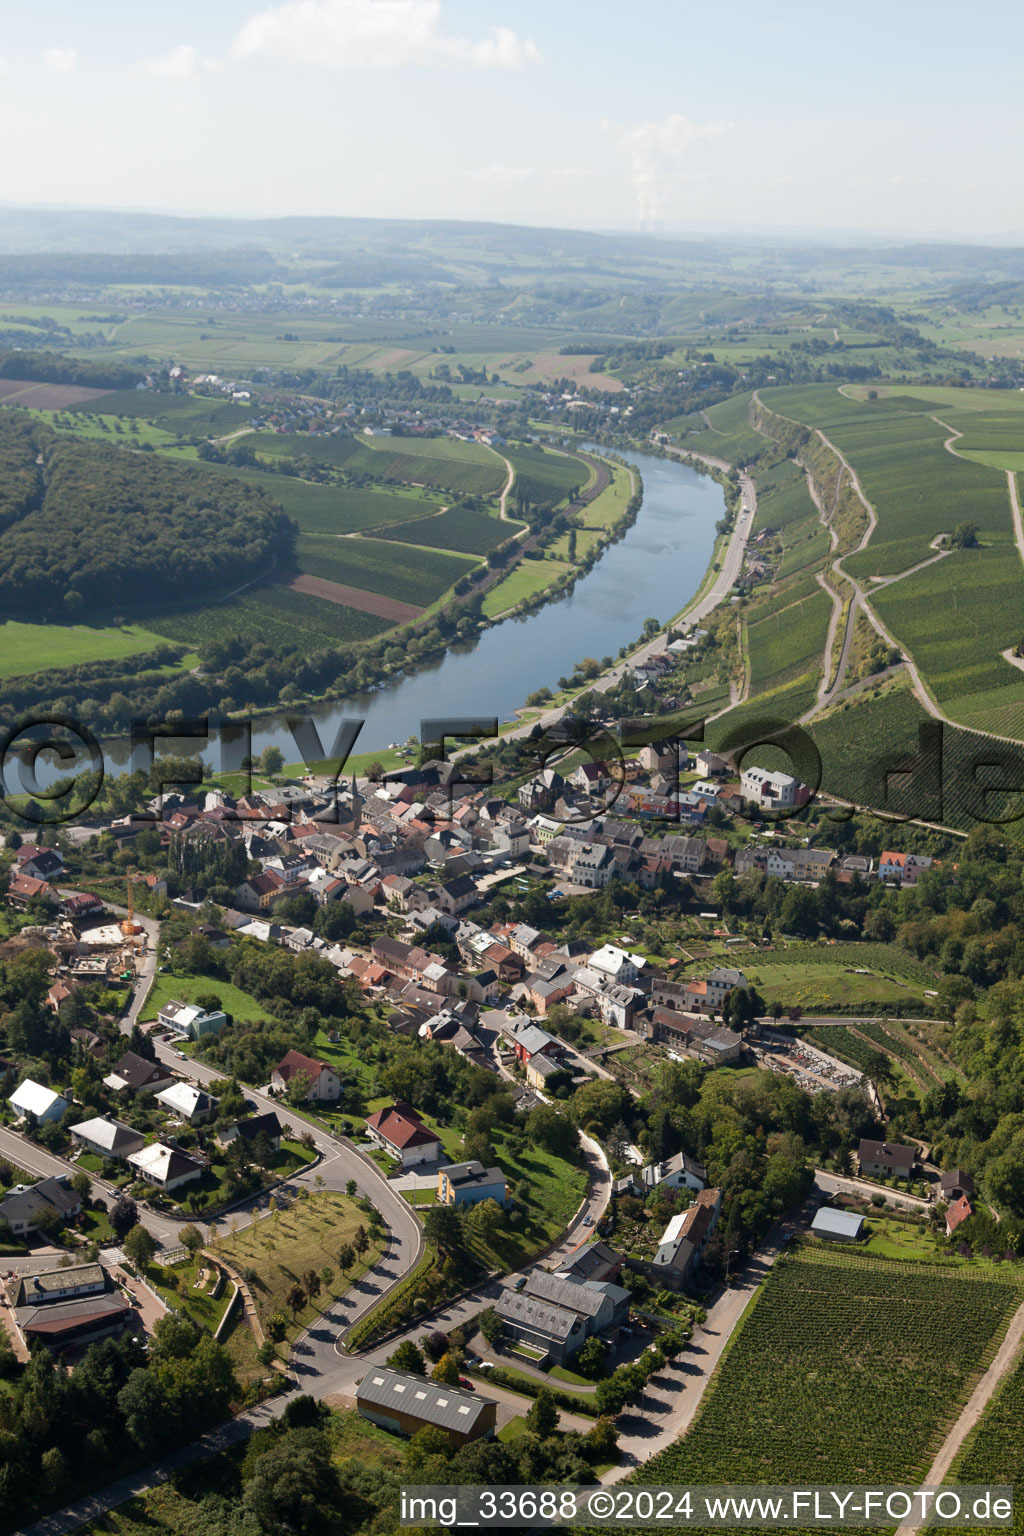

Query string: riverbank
[88,442,730,783]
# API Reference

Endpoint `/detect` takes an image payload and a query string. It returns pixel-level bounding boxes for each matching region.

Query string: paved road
[14,901,425,1267]
[814,1170,930,1212]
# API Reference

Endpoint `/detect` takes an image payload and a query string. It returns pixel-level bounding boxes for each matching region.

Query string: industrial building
[356,1367,496,1446]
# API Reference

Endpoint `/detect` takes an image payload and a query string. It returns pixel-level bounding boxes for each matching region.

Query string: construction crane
[122,867,142,941]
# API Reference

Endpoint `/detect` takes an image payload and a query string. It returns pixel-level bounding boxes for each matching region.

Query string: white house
[8,1080,67,1125]
[127,1143,204,1193]
[705,967,748,1009]
[154,1082,219,1125]
[69,1116,145,1161]
[740,766,803,810]
[157,1000,227,1041]
[588,943,646,986]
[640,1151,707,1195]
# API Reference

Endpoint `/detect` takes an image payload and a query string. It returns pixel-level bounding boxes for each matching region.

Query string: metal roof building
[356,1367,496,1446]
[811,1207,864,1242]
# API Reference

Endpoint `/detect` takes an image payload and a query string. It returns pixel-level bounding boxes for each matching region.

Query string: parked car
[458,1376,475,1390]
[513,1275,527,1291]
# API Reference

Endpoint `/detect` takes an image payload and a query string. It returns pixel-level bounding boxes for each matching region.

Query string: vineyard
[762,384,1012,576]
[373,503,522,555]
[942,1342,1024,1536]
[679,391,765,466]
[745,587,832,695]
[295,533,476,607]
[191,459,444,534]
[872,545,1024,735]
[753,457,818,535]
[809,678,1024,838]
[506,445,586,510]
[150,582,390,650]
[252,430,507,494]
[643,1250,1021,1490]
[741,942,938,984]
[778,516,831,578]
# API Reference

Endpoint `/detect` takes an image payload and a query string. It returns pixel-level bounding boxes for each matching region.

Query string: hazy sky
[2,0,1022,239]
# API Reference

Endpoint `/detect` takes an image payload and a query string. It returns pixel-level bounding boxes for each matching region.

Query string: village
[0,718,967,1399]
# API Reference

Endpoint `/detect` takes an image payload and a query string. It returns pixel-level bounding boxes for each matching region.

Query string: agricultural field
[482,555,573,617]
[0,378,113,409]
[747,963,930,1015]
[186,458,446,534]
[505,444,587,510]
[762,383,1013,576]
[70,390,256,435]
[808,676,1024,836]
[940,1343,1024,1536]
[871,545,1024,736]
[295,533,476,607]
[673,391,765,465]
[373,503,521,555]
[255,429,508,495]
[643,1248,1022,1488]
[745,586,832,696]
[753,457,818,535]
[0,618,171,678]
[778,515,831,578]
[149,580,391,651]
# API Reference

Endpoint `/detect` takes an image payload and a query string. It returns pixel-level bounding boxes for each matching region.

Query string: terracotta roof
[365,1103,440,1151]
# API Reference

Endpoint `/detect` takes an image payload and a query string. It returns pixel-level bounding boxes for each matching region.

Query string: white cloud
[140,45,221,80]
[606,112,730,225]
[232,0,540,70]
[44,48,78,74]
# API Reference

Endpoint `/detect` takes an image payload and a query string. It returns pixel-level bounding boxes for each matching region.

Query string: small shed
[811,1207,864,1242]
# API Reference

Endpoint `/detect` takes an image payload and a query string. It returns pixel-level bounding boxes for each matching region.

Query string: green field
[482,556,572,617]
[745,587,832,696]
[0,618,172,677]
[189,458,446,533]
[373,503,522,554]
[149,582,391,651]
[295,533,476,606]
[140,972,275,1026]
[217,1189,382,1347]
[642,1248,1022,1489]
[808,677,1024,834]
[940,1342,1024,1535]
[675,391,765,465]
[753,457,818,535]
[506,444,586,509]
[260,430,510,494]
[871,545,1024,735]
[746,962,929,1013]
[763,384,1013,575]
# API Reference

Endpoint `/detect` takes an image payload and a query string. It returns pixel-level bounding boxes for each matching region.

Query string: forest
[0,428,294,617]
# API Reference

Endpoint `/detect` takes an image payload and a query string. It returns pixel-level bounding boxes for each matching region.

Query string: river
[36,444,724,788]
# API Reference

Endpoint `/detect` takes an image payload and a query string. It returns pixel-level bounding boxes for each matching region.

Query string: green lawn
[148,1257,232,1332]
[744,961,928,1012]
[469,1129,588,1271]
[482,557,572,617]
[140,972,276,1025]
[216,1189,382,1350]
[0,618,171,678]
